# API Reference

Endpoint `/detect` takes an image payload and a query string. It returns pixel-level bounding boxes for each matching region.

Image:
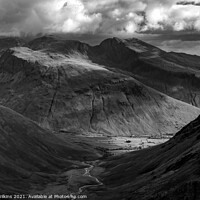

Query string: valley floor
[58,134,169,157]
[30,134,170,199]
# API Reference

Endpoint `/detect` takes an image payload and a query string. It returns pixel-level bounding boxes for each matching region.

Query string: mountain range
[0,36,199,137]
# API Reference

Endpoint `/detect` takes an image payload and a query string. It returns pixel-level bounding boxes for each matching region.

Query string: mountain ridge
[25,35,200,107]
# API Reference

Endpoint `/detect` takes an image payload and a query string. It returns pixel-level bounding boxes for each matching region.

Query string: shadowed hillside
[0,105,98,194]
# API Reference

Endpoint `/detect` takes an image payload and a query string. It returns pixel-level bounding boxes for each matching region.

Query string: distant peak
[34,35,57,41]
[99,37,126,47]
[112,37,124,42]
[100,37,145,46]
[125,37,141,42]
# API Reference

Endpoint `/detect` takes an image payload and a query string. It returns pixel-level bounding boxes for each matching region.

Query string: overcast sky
[0,0,200,55]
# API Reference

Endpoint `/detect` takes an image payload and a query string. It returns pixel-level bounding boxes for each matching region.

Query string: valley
[0,35,200,200]
[27,133,168,197]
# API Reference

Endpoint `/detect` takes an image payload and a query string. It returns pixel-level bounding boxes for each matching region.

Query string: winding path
[78,162,103,194]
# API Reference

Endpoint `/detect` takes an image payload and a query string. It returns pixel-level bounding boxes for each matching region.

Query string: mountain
[26,36,200,108]
[88,37,200,108]
[0,43,199,136]
[93,115,200,200]
[0,105,98,194]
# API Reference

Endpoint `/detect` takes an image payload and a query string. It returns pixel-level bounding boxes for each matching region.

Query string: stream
[78,162,103,194]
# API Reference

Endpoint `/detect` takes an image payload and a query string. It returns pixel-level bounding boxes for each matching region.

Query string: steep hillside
[0,105,97,194]
[0,46,199,137]
[93,115,200,200]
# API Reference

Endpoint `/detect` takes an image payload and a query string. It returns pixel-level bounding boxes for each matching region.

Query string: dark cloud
[176,1,200,6]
